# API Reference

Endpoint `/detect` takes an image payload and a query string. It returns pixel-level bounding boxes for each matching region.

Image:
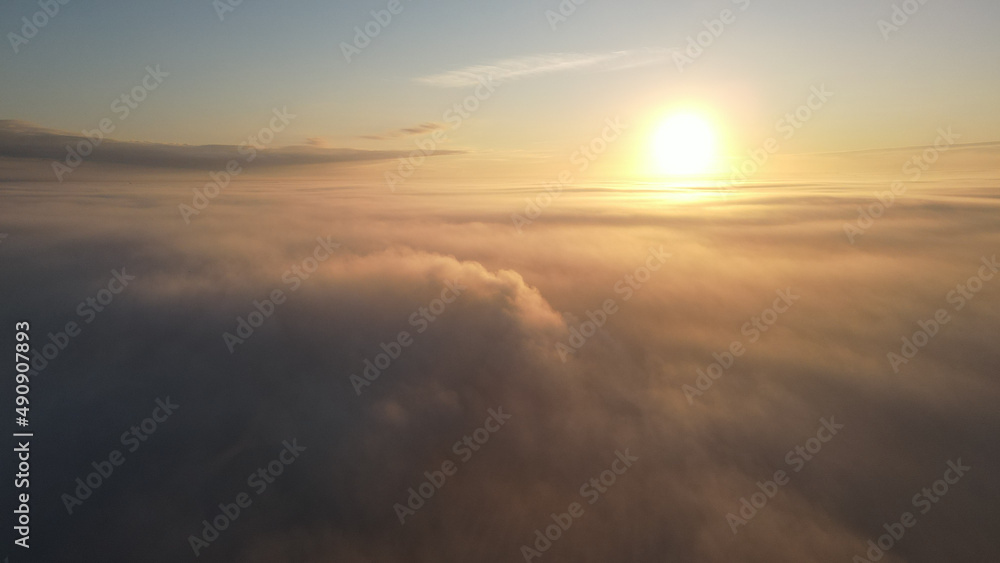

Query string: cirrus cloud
[415,49,670,88]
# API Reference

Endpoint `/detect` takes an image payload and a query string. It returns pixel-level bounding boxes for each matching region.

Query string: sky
[2,2,1000,562]
[2,0,999,179]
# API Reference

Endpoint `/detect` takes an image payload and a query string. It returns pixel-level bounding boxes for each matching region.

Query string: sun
[651,112,719,177]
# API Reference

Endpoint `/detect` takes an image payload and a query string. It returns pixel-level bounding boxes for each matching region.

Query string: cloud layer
[1,175,998,562]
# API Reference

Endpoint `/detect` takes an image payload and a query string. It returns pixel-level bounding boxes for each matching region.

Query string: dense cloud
[1,170,998,562]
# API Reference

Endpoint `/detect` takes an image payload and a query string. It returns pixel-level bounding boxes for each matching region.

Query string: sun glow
[651,112,719,177]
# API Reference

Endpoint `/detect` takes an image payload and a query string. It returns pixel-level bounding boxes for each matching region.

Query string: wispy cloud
[416,49,669,88]
[305,136,331,148]
[360,122,446,141]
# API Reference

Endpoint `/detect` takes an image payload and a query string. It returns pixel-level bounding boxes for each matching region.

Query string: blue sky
[2,0,998,163]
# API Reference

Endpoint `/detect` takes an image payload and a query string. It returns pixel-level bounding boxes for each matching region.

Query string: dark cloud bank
[1,171,999,562]
[0,120,462,179]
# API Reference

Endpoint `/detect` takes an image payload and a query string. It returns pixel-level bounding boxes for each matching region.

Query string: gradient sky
[2,0,999,177]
